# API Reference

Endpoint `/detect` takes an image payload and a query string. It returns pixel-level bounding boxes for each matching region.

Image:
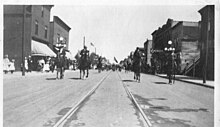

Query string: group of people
[3,55,15,74]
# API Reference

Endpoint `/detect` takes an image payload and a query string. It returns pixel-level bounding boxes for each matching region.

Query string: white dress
[43,62,50,72]
[3,58,10,72]
[8,62,15,71]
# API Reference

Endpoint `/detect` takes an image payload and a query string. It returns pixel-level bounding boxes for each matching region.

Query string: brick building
[49,16,71,51]
[4,5,55,71]
[198,5,214,80]
[144,39,152,66]
[171,21,200,72]
[151,19,200,74]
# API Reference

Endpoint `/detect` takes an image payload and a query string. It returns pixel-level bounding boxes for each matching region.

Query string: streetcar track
[117,72,152,127]
[53,71,111,127]
[4,72,104,114]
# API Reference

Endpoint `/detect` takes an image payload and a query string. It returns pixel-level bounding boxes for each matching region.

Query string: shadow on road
[122,80,136,82]
[154,82,168,84]
[69,77,82,80]
[46,78,57,80]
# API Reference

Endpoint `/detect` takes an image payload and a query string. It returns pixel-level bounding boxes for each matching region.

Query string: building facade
[151,19,200,74]
[49,16,71,51]
[144,39,152,66]
[4,5,55,71]
[198,5,214,80]
[171,21,200,72]
[151,19,179,74]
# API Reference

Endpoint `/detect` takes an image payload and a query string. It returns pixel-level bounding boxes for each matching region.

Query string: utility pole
[203,7,210,84]
[22,5,26,76]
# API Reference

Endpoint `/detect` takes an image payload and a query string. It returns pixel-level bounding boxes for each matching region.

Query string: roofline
[53,16,71,31]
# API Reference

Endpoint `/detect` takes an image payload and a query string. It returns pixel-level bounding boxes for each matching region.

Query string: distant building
[4,5,55,71]
[144,39,152,66]
[151,18,200,74]
[198,5,214,80]
[49,16,71,51]
[171,21,200,73]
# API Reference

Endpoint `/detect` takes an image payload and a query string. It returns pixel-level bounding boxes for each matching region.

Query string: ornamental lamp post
[55,37,66,53]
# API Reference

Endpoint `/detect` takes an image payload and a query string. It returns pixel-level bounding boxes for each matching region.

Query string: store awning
[65,51,75,60]
[31,40,56,57]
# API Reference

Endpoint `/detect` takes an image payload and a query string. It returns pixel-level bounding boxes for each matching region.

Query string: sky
[50,5,204,63]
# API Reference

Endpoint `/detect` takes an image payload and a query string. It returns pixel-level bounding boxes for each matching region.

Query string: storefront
[31,40,56,71]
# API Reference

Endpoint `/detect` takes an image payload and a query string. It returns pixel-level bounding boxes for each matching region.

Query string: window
[35,20,38,35]
[64,37,67,44]
[41,6,44,17]
[57,34,60,42]
[44,26,48,38]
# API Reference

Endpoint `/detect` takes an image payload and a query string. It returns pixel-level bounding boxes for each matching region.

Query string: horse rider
[133,47,142,82]
[79,46,90,79]
[97,56,102,73]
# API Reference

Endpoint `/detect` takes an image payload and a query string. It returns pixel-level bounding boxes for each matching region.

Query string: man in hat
[79,46,90,79]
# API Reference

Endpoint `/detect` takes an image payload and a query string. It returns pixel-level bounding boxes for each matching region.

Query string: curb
[156,75,214,89]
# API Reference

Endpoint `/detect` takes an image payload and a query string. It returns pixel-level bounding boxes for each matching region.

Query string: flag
[114,57,118,63]
[90,43,94,46]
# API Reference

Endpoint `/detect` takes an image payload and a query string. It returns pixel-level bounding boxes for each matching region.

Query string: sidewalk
[156,74,214,88]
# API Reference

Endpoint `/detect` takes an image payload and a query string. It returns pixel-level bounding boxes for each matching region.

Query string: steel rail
[53,72,111,127]
[117,72,152,127]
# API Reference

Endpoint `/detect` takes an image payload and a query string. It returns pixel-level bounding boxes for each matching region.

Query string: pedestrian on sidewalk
[27,55,33,72]
[3,54,10,74]
[8,59,15,74]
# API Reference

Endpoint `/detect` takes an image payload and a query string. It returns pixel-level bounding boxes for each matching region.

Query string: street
[3,70,214,127]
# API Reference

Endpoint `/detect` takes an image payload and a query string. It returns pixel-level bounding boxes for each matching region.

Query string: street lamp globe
[168,40,172,45]
[60,37,64,41]
[164,47,168,51]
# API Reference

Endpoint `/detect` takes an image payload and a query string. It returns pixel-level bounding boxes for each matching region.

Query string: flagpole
[83,36,85,48]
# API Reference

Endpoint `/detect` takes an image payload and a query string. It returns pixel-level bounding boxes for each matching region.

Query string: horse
[78,48,90,79]
[133,48,142,82]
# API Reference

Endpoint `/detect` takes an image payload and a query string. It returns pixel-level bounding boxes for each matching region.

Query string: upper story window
[57,34,60,42]
[44,26,48,38]
[35,20,38,35]
[41,6,44,17]
[64,37,67,44]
